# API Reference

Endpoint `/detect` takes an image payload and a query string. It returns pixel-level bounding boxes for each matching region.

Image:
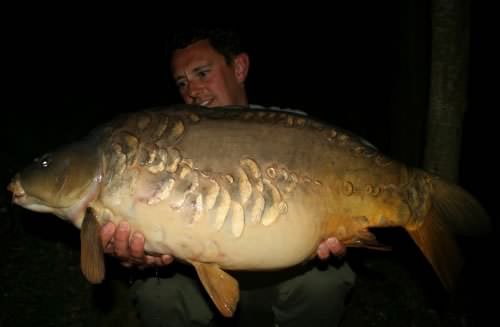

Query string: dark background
[1,2,497,326]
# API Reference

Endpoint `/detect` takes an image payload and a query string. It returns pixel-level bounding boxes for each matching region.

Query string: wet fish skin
[7,104,491,317]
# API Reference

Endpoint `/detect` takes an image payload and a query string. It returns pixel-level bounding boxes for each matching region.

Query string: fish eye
[35,154,52,168]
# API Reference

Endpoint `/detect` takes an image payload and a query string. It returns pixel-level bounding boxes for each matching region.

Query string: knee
[131,274,214,326]
[277,263,356,308]
[301,263,356,299]
[132,274,194,303]
[273,263,356,326]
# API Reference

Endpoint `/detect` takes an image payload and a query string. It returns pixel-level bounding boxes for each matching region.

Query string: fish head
[7,140,102,223]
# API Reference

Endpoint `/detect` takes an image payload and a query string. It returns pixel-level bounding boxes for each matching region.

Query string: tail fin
[407,175,491,291]
[407,212,463,291]
[431,177,491,236]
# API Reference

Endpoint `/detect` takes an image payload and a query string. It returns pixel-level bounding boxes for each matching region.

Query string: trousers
[130,259,355,327]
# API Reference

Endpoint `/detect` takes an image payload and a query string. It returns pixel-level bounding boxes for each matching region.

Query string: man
[100,28,355,327]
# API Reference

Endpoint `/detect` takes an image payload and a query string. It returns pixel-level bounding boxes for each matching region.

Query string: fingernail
[162,255,173,265]
[131,232,144,242]
[118,221,129,231]
[327,237,339,245]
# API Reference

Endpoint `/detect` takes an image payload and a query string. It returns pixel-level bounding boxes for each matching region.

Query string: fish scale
[106,109,297,236]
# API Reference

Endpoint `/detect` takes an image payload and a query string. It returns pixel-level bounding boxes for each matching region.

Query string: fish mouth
[7,175,27,203]
[6,174,60,214]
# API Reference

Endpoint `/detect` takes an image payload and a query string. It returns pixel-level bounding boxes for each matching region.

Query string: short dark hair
[167,27,245,64]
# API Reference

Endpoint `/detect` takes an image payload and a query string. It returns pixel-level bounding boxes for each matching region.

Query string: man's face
[171,39,248,107]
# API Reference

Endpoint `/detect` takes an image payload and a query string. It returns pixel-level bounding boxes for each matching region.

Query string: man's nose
[187,80,203,98]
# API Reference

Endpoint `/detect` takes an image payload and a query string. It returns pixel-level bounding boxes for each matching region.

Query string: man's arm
[100,222,345,267]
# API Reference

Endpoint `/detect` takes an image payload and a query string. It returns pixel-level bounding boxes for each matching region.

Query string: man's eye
[197,70,210,78]
[176,80,187,89]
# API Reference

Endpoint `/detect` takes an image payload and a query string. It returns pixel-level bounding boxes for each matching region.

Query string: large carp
[7,104,490,317]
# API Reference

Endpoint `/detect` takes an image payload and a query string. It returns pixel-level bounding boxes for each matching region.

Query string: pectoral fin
[80,207,105,284]
[343,228,392,251]
[191,261,239,317]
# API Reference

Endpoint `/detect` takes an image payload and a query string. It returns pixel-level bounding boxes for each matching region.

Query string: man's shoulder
[249,104,307,116]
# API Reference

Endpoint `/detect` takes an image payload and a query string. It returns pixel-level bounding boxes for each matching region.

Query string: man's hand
[317,237,346,260]
[100,221,174,268]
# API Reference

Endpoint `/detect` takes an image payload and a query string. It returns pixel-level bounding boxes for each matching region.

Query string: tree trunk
[390,0,429,167]
[424,0,470,182]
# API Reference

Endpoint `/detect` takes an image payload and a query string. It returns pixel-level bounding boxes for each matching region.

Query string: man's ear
[233,53,249,83]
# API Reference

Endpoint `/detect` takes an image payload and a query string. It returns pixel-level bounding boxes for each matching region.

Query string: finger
[160,255,174,265]
[121,261,133,268]
[144,255,159,266]
[114,221,131,258]
[100,222,116,249]
[129,232,146,260]
[317,242,330,260]
[326,237,346,256]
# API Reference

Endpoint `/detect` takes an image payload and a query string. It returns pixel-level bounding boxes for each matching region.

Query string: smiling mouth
[198,99,214,107]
